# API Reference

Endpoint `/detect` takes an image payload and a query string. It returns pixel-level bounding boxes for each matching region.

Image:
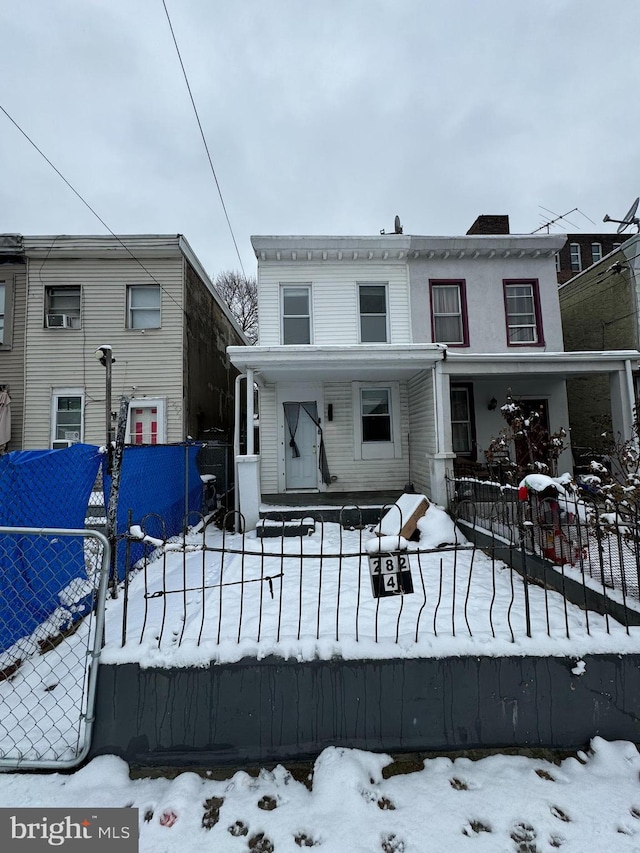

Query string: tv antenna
[603,197,640,233]
[531,206,579,234]
[380,215,403,235]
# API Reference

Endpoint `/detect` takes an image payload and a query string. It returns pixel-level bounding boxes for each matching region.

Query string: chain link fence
[0,527,110,769]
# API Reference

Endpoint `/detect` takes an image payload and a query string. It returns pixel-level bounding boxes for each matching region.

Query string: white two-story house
[228,219,639,528]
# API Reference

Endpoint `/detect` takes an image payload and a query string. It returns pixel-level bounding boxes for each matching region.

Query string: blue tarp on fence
[103,444,202,579]
[0,444,102,658]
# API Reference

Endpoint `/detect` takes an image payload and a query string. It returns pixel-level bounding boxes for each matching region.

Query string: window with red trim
[503,280,544,346]
[429,281,469,346]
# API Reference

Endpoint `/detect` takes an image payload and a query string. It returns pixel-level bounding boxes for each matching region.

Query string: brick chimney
[466,215,510,235]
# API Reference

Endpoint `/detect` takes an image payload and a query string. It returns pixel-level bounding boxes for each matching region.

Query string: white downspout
[246,367,255,455]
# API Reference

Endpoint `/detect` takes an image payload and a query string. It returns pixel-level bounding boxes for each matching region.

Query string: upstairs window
[45,286,81,329]
[569,243,582,272]
[503,280,543,346]
[281,285,311,344]
[128,285,161,329]
[591,243,602,264]
[358,284,388,342]
[0,283,5,344]
[430,281,468,346]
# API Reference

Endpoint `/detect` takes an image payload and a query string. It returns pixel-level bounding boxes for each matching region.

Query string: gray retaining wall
[90,654,640,768]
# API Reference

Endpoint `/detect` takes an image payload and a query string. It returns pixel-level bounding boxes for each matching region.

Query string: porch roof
[443,350,640,376]
[227,344,445,382]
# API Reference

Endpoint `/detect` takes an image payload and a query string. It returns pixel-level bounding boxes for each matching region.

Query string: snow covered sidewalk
[1,738,640,852]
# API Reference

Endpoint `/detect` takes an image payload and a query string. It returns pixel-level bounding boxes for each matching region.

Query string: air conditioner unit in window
[51,439,73,450]
[46,313,79,329]
[47,313,69,328]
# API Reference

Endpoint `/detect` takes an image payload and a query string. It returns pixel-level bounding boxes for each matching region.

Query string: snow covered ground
[99,506,640,670]
[1,738,640,852]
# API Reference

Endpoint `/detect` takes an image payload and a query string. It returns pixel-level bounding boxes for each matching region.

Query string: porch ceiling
[228,344,445,383]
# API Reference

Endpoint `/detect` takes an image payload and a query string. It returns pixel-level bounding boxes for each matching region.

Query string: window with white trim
[358,283,388,342]
[569,243,582,272]
[51,389,84,443]
[128,285,161,329]
[281,285,311,344]
[591,242,602,264]
[45,286,81,329]
[430,281,468,345]
[352,382,402,461]
[361,388,391,442]
[504,281,542,345]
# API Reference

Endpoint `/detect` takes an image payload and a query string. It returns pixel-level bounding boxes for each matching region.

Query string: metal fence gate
[0,527,110,769]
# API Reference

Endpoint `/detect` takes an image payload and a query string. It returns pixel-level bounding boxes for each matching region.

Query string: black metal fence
[108,501,637,655]
[448,475,640,622]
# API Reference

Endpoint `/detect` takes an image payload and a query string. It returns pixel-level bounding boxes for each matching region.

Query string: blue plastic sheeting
[103,444,202,580]
[0,444,103,658]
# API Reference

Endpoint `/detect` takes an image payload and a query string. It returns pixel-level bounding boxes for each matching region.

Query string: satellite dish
[603,197,640,233]
[394,215,403,234]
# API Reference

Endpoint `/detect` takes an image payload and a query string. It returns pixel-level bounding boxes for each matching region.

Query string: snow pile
[416,504,467,548]
[1,738,639,852]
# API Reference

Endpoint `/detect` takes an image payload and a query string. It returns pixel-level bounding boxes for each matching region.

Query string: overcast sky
[1,0,638,278]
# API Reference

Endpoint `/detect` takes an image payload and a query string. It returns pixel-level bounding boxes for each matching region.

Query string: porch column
[430,361,456,507]
[610,364,635,445]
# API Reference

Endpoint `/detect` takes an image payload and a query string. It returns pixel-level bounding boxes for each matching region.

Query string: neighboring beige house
[0,234,246,451]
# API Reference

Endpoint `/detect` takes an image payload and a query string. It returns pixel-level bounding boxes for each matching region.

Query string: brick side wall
[556,234,627,284]
[183,262,245,441]
[559,264,636,455]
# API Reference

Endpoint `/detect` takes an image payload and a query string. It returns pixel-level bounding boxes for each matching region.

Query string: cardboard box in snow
[374,494,429,540]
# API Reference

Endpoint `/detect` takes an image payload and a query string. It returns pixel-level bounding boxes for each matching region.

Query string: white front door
[285,403,318,489]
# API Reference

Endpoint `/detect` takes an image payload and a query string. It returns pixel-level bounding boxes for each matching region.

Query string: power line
[161,0,247,278]
[0,102,186,314]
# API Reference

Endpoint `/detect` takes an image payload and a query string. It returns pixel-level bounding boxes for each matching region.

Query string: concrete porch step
[256,518,316,538]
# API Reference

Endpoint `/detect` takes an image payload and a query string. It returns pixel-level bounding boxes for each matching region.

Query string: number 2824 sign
[368,553,414,598]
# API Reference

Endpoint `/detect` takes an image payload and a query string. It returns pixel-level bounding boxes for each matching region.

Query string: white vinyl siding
[258,263,410,346]
[258,380,410,495]
[407,372,435,496]
[321,381,409,492]
[22,254,185,449]
[258,384,279,493]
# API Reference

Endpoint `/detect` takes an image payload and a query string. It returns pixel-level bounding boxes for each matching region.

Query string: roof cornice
[251,234,565,263]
